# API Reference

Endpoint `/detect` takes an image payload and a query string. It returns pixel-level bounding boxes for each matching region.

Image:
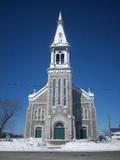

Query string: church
[25,12,97,140]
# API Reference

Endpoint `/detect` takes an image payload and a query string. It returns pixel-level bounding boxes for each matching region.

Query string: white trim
[48,69,71,73]
[31,102,47,105]
[28,84,48,101]
[73,85,94,100]
[81,89,94,100]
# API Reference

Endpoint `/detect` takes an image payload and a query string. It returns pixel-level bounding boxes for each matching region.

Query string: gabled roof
[73,84,94,100]
[28,84,48,101]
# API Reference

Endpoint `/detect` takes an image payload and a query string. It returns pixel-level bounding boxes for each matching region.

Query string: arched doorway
[54,122,65,139]
[35,127,42,138]
[80,126,87,139]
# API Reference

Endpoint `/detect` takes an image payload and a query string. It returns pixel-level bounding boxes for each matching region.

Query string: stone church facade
[25,13,97,140]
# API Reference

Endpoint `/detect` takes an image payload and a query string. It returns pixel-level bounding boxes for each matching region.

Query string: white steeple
[51,12,69,47]
[49,12,71,69]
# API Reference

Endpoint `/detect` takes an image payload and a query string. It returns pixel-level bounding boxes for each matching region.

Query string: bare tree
[0,100,20,137]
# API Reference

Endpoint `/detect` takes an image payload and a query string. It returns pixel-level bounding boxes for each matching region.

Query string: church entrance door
[54,122,65,139]
[35,127,42,138]
[80,127,87,139]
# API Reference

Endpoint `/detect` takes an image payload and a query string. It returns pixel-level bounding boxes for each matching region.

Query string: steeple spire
[51,12,69,47]
[58,11,62,22]
[49,12,70,69]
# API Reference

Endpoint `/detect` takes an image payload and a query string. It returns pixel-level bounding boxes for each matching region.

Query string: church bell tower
[46,12,74,139]
[50,12,70,69]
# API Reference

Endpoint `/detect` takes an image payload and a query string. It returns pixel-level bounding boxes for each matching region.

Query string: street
[0,151,120,160]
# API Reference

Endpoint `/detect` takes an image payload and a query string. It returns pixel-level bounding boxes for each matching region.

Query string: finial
[33,89,36,94]
[58,11,62,21]
[88,88,91,93]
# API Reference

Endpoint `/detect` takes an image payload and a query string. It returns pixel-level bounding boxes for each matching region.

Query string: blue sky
[0,0,120,134]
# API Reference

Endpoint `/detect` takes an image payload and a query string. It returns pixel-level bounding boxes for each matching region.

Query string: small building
[111,128,120,136]
[25,12,97,140]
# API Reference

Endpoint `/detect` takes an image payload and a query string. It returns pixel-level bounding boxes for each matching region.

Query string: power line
[0,81,118,92]
[0,82,39,88]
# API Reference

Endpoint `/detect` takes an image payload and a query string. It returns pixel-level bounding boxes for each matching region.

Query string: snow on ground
[0,137,120,152]
[112,132,120,139]
[0,138,47,151]
[61,139,120,152]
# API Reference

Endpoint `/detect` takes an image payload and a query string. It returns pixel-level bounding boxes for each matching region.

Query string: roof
[28,84,48,101]
[73,84,94,100]
[51,12,69,47]
[111,128,120,132]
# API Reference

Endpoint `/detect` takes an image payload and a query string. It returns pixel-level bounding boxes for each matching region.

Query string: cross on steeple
[58,11,62,23]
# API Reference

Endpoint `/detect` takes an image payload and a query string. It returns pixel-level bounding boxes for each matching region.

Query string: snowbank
[61,139,120,152]
[0,138,47,151]
[0,138,120,152]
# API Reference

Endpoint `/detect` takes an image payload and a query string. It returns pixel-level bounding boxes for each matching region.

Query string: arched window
[63,79,67,106]
[53,79,56,106]
[58,79,61,105]
[61,54,64,64]
[35,127,42,138]
[56,54,60,64]
[38,108,41,120]
[42,110,45,120]
[54,121,64,128]
[34,110,37,120]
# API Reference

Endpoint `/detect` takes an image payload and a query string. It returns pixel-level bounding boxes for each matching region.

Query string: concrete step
[47,140,69,145]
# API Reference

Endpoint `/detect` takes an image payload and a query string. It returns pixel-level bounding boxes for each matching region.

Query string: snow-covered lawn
[0,137,120,152]
[61,139,120,152]
[0,138,47,151]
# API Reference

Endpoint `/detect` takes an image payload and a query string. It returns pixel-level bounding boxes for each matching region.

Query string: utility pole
[119,122,120,128]
[108,113,111,138]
